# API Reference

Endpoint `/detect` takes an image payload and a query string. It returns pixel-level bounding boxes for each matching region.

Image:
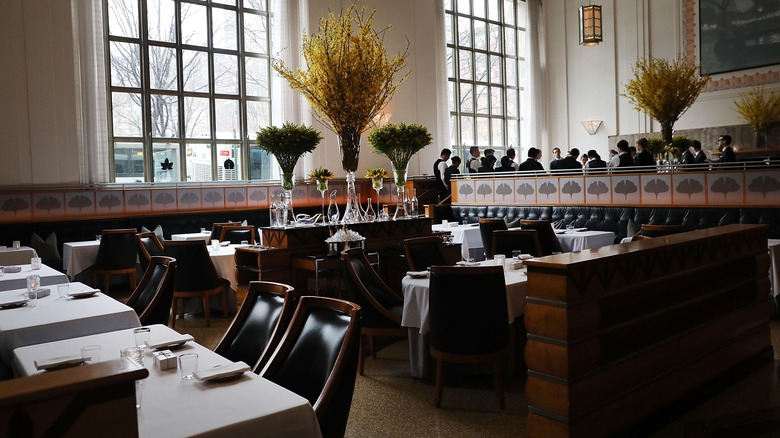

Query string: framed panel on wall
[698,1,780,75]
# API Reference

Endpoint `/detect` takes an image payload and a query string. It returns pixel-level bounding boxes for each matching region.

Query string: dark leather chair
[491,229,543,258]
[520,219,564,255]
[637,223,684,238]
[219,225,255,244]
[124,256,176,326]
[341,248,407,375]
[478,218,507,259]
[210,221,241,241]
[214,281,296,372]
[163,240,229,327]
[260,296,361,438]
[403,236,448,271]
[135,232,164,272]
[429,265,508,409]
[93,228,138,294]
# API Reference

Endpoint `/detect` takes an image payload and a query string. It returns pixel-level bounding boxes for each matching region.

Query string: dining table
[432,223,484,261]
[0,246,38,266]
[63,240,101,280]
[0,263,69,291]
[13,324,323,438]
[171,231,213,242]
[554,229,616,252]
[0,281,141,380]
[401,260,528,378]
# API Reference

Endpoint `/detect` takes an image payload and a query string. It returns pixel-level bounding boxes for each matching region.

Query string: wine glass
[316,179,329,225]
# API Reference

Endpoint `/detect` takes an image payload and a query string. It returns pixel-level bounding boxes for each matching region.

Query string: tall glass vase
[281,172,296,225]
[338,129,363,224]
[316,179,329,225]
[392,165,409,220]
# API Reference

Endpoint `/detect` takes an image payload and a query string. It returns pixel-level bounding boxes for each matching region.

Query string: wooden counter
[523,224,772,437]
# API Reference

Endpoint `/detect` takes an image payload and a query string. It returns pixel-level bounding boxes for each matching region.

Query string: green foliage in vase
[368,123,432,170]
[645,138,666,156]
[256,122,323,175]
[734,85,780,132]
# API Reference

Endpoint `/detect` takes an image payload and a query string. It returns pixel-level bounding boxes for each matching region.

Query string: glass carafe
[327,190,340,224]
[410,188,418,218]
[364,198,376,222]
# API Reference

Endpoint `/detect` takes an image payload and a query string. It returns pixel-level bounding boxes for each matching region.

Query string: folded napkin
[406,271,430,278]
[146,334,194,350]
[194,361,251,382]
[518,254,534,260]
[554,229,566,234]
[0,298,28,308]
[35,355,86,371]
[455,261,480,267]
[3,266,22,273]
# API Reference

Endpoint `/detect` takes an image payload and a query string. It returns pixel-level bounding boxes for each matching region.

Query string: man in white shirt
[434,148,452,201]
[609,140,632,167]
[466,146,481,173]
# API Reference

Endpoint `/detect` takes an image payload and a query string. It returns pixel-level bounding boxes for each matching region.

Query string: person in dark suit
[495,156,515,172]
[443,156,460,201]
[549,147,563,170]
[557,148,583,174]
[717,135,736,163]
[609,140,633,168]
[634,138,655,168]
[433,148,452,201]
[691,140,708,164]
[681,149,695,166]
[518,147,544,173]
[478,155,497,173]
[584,150,606,173]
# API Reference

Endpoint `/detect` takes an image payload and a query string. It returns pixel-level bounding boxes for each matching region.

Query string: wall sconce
[579,4,603,46]
[372,112,392,128]
[581,120,602,135]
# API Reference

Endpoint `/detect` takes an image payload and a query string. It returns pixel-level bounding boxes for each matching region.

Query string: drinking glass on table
[134,327,151,350]
[178,353,198,380]
[13,240,20,249]
[211,239,219,252]
[121,346,144,366]
[30,257,42,270]
[26,274,40,307]
[512,250,522,261]
[81,345,101,364]
[566,223,574,233]
[57,283,69,298]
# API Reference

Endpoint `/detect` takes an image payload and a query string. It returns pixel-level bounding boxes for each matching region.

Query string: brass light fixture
[579,4,603,46]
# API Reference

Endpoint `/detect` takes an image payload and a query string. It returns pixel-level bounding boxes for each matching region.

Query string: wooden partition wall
[524,224,773,437]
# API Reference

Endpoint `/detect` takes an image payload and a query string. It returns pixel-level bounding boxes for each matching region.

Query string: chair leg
[492,354,505,410]
[358,335,365,376]
[203,296,211,327]
[434,358,444,408]
[103,273,110,295]
[128,272,136,292]
[221,288,228,317]
[370,335,376,359]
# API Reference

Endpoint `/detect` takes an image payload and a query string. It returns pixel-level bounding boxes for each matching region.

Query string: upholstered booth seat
[552,206,633,243]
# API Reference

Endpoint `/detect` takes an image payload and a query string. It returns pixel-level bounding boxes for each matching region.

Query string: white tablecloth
[432,223,484,260]
[0,281,140,379]
[401,261,528,378]
[171,232,212,242]
[13,325,322,438]
[555,230,616,252]
[63,240,100,280]
[0,246,38,265]
[208,244,239,291]
[0,263,69,291]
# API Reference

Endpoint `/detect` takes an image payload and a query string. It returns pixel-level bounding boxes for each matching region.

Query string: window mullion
[139,0,154,183]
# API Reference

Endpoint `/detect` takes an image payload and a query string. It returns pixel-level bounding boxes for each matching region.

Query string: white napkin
[0,297,28,308]
[3,266,22,273]
[455,261,480,266]
[194,361,251,382]
[572,227,588,232]
[554,229,566,234]
[146,334,194,350]
[35,355,86,371]
[406,271,430,278]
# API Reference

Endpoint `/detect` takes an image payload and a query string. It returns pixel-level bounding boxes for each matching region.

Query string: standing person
[717,135,736,163]
[635,138,655,167]
[506,148,520,170]
[444,156,461,190]
[580,154,589,167]
[691,140,708,163]
[433,148,452,201]
[629,146,638,164]
[585,150,607,170]
[518,147,544,172]
[549,147,563,170]
[466,146,481,173]
[610,140,633,167]
[557,148,583,174]
[478,155,497,173]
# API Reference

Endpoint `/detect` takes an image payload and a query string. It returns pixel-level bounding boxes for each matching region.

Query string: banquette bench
[429,205,780,243]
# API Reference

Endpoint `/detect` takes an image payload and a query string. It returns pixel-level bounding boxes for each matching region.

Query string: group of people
[433,135,738,201]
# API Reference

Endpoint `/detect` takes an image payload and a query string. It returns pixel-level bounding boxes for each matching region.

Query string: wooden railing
[523,224,772,437]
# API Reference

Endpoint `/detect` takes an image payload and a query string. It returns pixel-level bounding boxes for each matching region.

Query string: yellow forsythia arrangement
[734,86,780,132]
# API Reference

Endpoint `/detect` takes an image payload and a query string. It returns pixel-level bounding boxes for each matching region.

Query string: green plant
[622,57,709,144]
[368,123,432,170]
[365,168,389,179]
[665,136,692,158]
[645,138,666,156]
[256,122,322,189]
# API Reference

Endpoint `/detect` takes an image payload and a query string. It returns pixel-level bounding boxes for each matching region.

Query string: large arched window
[105,0,272,183]
[445,0,526,161]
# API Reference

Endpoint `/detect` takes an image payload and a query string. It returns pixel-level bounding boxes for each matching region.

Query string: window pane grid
[447,0,525,158]
[105,0,271,182]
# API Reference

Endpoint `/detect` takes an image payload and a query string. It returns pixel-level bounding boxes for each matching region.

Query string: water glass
[178,353,198,380]
[211,239,219,252]
[240,240,249,245]
[135,380,144,409]
[494,254,506,267]
[81,345,101,364]
[0,266,4,277]
[200,227,207,234]
[442,220,449,227]
[30,257,42,270]
[96,235,101,242]
[26,275,40,307]
[57,283,70,298]
[12,240,20,249]
[134,327,151,350]
[512,250,522,261]
[121,346,144,366]
[566,223,575,233]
